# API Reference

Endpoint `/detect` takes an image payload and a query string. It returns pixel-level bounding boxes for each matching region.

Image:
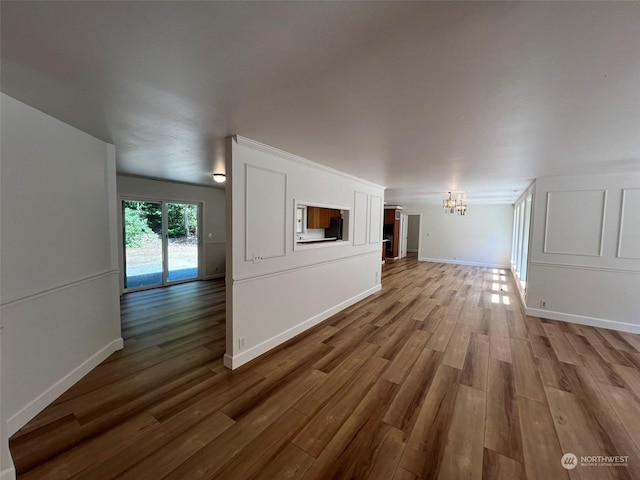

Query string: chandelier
[443,192,467,216]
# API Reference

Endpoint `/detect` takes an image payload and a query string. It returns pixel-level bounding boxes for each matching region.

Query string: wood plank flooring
[9,258,640,479]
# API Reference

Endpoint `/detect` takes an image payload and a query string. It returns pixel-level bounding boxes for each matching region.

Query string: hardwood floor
[9,259,640,479]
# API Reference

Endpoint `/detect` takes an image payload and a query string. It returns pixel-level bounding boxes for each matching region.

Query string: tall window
[511,192,533,291]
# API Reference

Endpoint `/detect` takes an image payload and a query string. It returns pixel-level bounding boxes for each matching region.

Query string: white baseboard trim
[224,284,382,369]
[525,308,640,335]
[6,337,124,436]
[0,462,16,480]
[418,257,510,269]
[510,267,527,308]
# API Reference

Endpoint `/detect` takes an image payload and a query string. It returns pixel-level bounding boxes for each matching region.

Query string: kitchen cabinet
[307,207,341,229]
[383,206,403,259]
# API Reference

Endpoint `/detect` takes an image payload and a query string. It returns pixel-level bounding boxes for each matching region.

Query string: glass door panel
[123,200,163,289]
[167,202,199,283]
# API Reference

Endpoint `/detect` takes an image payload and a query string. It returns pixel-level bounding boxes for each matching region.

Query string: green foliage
[168,203,197,238]
[124,203,154,247]
[124,201,198,245]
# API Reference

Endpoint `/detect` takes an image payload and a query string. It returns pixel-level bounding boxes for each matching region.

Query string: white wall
[116,175,226,285]
[225,136,384,368]
[402,204,513,268]
[0,93,122,477]
[526,173,640,332]
[0,327,13,480]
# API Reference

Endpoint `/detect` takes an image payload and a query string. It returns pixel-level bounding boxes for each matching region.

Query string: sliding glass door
[123,199,200,290]
[167,202,199,283]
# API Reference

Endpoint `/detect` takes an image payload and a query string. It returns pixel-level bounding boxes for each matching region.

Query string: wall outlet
[253,254,263,264]
[375,271,379,283]
[238,337,245,350]
[453,256,457,260]
[540,300,547,309]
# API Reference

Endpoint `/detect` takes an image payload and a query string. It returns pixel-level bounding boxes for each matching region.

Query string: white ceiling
[2,1,639,205]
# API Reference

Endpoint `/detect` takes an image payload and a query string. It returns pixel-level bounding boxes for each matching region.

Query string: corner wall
[116,175,226,285]
[225,136,385,368]
[402,204,513,268]
[526,173,640,332]
[0,93,122,465]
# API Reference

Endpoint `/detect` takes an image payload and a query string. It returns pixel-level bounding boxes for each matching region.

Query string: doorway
[404,213,421,259]
[122,199,200,291]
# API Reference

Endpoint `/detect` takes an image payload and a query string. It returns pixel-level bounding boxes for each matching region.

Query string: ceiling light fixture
[212,173,226,183]
[456,200,467,216]
[443,192,456,214]
[443,192,467,216]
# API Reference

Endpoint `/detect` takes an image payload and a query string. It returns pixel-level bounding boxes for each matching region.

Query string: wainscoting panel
[369,195,382,244]
[353,191,368,246]
[244,164,287,261]
[618,188,640,259]
[544,189,606,256]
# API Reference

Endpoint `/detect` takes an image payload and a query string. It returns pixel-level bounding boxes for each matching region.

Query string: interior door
[400,214,409,258]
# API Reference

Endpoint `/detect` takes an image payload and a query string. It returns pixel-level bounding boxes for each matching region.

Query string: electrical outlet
[540,300,547,309]
[238,338,245,350]
[253,254,263,264]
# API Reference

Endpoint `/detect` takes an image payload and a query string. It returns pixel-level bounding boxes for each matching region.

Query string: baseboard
[509,266,527,309]
[0,465,15,480]
[418,257,510,269]
[7,337,124,436]
[224,284,382,369]
[525,308,640,335]
[203,273,225,280]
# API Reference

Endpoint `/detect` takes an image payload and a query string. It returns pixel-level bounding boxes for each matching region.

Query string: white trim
[0,464,16,480]
[0,270,120,308]
[418,257,510,269]
[543,189,607,257]
[617,188,640,259]
[351,191,368,246]
[233,250,380,284]
[224,284,382,369]
[369,195,383,244]
[525,308,640,335]
[244,163,287,261]
[234,136,386,190]
[529,261,639,275]
[511,265,527,308]
[6,338,124,436]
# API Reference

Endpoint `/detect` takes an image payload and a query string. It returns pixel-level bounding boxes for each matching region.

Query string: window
[511,191,533,292]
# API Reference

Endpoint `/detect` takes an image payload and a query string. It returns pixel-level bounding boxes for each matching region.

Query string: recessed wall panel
[369,195,382,244]
[245,164,287,260]
[618,188,640,259]
[543,190,606,256]
[353,191,368,246]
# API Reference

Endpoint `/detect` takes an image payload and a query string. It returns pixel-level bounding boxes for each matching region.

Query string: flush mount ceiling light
[212,173,226,183]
